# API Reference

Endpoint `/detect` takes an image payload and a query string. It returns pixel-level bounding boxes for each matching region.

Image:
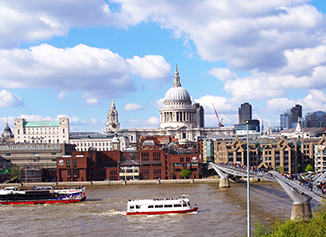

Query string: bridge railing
[210,162,326,202]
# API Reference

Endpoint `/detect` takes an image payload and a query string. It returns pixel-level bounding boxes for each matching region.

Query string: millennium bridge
[208,162,326,221]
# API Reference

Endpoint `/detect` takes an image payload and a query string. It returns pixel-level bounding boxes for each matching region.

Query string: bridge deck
[208,162,326,203]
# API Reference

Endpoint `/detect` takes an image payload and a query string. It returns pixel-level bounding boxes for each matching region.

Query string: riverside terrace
[208,162,326,221]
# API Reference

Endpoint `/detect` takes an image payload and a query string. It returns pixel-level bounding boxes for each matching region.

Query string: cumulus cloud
[0,44,171,101]
[155,98,164,109]
[147,116,160,126]
[1,1,324,73]
[208,68,238,82]
[127,55,171,82]
[0,89,24,107]
[210,44,326,101]
[265,90,326,120]
[127,116,160,128]
[104,1,325,72]
[91,118,99,124]
[86,98,99,105]
[194,95,236,114]
[266,98,297,113]
[124,103,144,111]
[0,0,135,49]
[300,90,326,112]
[57,91,68,99]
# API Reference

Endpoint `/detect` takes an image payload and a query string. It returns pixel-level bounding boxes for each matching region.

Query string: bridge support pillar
[291,202,312,222]
[219,177,230,188]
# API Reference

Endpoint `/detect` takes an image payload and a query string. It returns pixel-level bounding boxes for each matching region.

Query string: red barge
[0,186,86,205]
[126,195,198,215]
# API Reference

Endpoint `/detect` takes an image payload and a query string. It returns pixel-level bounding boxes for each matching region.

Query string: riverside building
[103,66,234,150]
[57,135,199,181]
[199,134,326,173]
[14,118,69,144]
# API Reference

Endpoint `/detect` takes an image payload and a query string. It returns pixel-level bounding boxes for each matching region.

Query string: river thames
[0,182,315,236]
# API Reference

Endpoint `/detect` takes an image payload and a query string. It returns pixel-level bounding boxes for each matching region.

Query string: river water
[0,182,314,237]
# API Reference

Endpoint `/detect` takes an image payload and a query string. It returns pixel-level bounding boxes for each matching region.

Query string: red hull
[0,197,86,205]
[126,207,198,215]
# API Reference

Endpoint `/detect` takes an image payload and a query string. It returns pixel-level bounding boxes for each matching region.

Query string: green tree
[276,166,284,173]
[10,165,20,181]
[180,169,191,179]
[305,164,314,172]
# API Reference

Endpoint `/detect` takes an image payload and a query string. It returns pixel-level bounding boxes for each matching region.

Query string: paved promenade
[0,178,220,188]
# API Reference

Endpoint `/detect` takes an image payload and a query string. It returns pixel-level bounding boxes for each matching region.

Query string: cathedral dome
[163,65,191,103]
[164,86,191,102]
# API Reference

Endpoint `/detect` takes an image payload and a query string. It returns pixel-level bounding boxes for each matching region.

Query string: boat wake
[97,209,126,216]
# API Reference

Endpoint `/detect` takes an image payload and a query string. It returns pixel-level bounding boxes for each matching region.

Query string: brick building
[199,135,322,173]
[57,135,200,181]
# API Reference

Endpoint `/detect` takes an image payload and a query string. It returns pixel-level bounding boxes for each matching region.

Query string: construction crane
[212,103,224,127]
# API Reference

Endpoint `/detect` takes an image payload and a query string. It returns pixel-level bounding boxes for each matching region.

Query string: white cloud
[86,98,99,105]
[300,90,326,113]
[1,1,324,73]
[16,113,87,126]
[111,1,325,71]
[147,116,160,126]
[266,98,297,113]
[155,98,164,109]
[0,89,24,107]
[0,44,171,101]
[124,103,144,111]
[127,55,171,81]
[91,118,98,124]
[208,68,238,82]
[195,95,237,114]
[57,91,68,99]
[127,117,159,128]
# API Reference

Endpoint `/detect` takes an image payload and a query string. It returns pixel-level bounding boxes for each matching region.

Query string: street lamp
[246,120,251,237]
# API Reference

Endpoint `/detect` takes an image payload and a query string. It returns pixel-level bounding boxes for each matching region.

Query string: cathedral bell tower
[105,99,120,133]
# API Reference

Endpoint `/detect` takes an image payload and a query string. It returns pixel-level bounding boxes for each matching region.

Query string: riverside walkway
[208,162,326,221]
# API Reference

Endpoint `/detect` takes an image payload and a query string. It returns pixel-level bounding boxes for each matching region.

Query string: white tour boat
[126,195,198,215]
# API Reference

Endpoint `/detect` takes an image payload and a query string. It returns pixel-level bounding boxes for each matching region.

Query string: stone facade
[200,135,321,173]
[14,118,69,144]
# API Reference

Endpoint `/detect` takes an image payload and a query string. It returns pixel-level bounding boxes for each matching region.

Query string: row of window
[66,160,77,168]
[129,203,188,209]
[180,157,192,162]
[67,169,78,176]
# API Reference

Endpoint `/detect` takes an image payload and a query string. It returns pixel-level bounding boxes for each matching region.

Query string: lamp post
[246,120,251,237]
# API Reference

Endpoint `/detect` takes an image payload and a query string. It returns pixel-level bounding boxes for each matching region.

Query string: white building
[14,118,69,144]
[159,66,203,128]
[104,66,234,148]
[69,132,129,151]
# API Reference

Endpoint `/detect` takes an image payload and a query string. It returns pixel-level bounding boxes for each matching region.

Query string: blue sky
[1,0,326,132]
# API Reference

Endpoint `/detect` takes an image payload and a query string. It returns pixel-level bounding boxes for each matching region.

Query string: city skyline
[0,1,326,133]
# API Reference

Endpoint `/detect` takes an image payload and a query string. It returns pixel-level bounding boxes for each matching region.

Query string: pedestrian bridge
[208,162,326,221]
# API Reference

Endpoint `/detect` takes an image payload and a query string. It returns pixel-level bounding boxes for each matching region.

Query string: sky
[1,0,326,133]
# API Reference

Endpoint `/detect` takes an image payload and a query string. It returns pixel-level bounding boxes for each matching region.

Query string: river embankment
[0,176,266,188]
[0,178,220,188]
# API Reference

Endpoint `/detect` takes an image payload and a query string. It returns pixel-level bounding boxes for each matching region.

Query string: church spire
[173,64,181,87]
[111,99,116,110]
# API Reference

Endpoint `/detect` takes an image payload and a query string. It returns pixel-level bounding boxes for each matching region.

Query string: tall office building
[291,104,302,124]
[280,104,302,129]
[238,102,252,124]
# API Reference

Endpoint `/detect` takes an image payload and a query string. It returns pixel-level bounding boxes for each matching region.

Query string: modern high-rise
[291,104,302,124]
[304,111,326,128]
[280,104,302,129]
[238,102,252,124]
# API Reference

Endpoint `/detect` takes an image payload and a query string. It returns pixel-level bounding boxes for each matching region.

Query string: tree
[180,169,191,179]
[305,164,314,172]
[277,166,284,173]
